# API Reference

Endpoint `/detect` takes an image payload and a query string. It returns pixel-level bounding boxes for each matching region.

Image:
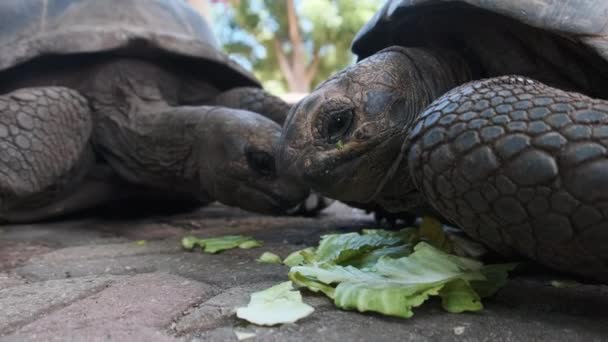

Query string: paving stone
[0,220,127,247]
[7,273,217,341]
[29,239,182,263]
[0,276,115,335]
[174,281,332,336]
[2,327,179,342]
[190,326,240,342]
[174,282,276,335]
[14,249,291,286]
[0,241,54,271]
[0,272,26,290]
[222,298,607,342]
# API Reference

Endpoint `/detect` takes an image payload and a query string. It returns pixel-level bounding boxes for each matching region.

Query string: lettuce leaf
[181,235,262,254]
[290,242,504,318]
[236,281,314,326]
[258,252,283,264]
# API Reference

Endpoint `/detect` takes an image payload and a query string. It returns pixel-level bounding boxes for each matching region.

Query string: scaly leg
[407,76,608,281]
[0,87,103,222]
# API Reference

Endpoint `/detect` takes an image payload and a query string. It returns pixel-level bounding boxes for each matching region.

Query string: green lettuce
[236,281,314,326]
[290,242,513,318]
[182,235,262,254]
[257,252,283,264]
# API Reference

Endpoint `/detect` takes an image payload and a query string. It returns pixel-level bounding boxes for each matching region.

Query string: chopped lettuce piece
[238,240,263,249]
[313,229,413,265]
[347,244,413,269]
[134,240,147,246]
[181,235,262,254]
[550,279,580,288]
[234,331,256,340]
[283,247,316,267]
[438,279,482,313]
[417,216,453,252]
[236,281,314,326]
[181,236,199,250]
[290,242,510,318]
[289,271,336,298]
[416,217,488,258]
[258,252,283,264]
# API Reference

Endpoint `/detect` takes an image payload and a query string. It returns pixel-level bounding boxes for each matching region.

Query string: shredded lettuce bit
[234,331,256,340]
[182,235,262,254]
[285,218,516,318]
[258,252,283,264]
[236,281,314,326]
[550,279,581,288]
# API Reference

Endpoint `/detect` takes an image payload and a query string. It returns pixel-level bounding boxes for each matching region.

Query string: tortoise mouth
[238,184,306,215]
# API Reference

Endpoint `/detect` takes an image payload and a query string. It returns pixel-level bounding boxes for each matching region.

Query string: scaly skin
[0,87,93,216]
[407,76,608,280]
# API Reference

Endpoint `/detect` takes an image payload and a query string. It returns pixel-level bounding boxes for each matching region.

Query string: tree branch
[305,48,321,86]
[286,0,302,54]
[273,38,296,90]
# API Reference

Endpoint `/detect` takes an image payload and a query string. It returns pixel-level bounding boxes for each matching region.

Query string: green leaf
[289,271,336,298]
[238,240,263,249]
[290,242,489,318]
[236,281,314,326]
[417,216,453,253]
[181,235,262,254]
[439,279,483,313]
[336,140,344,150]
[181,236,200,250]
[283,247,316,267]
[347,245,413,269]
[314,229,412,265]
[257,252,283,264]
[335,281,443,318]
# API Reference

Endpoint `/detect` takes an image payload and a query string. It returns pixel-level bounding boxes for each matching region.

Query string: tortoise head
[277,46,470,204]
[199,108,308,214]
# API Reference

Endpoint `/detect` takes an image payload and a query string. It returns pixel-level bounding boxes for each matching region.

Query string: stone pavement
[0,203,607,342]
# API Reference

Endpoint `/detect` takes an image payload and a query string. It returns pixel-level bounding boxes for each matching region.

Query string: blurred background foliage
[207,0,382,95]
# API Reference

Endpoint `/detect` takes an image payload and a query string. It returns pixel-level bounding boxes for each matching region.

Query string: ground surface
[0,203,607,342]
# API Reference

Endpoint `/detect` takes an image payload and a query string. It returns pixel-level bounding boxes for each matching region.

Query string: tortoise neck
[366,47,473,206]
[393,46,473,102]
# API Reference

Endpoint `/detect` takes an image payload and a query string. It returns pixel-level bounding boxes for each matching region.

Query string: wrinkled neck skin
[370,47,473,211]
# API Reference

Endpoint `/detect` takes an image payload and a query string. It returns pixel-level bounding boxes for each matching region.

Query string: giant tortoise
[278,0,608,281]
[0,0,313,222]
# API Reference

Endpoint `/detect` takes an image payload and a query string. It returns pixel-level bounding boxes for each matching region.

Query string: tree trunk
[272,0,320,93]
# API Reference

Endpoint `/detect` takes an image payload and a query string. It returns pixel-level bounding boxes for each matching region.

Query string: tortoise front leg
[0,87,99,222]
[407,76,608,281]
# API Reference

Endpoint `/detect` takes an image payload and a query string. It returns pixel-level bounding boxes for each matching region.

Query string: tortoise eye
[323,109,353,143]
[246,150,276,177]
